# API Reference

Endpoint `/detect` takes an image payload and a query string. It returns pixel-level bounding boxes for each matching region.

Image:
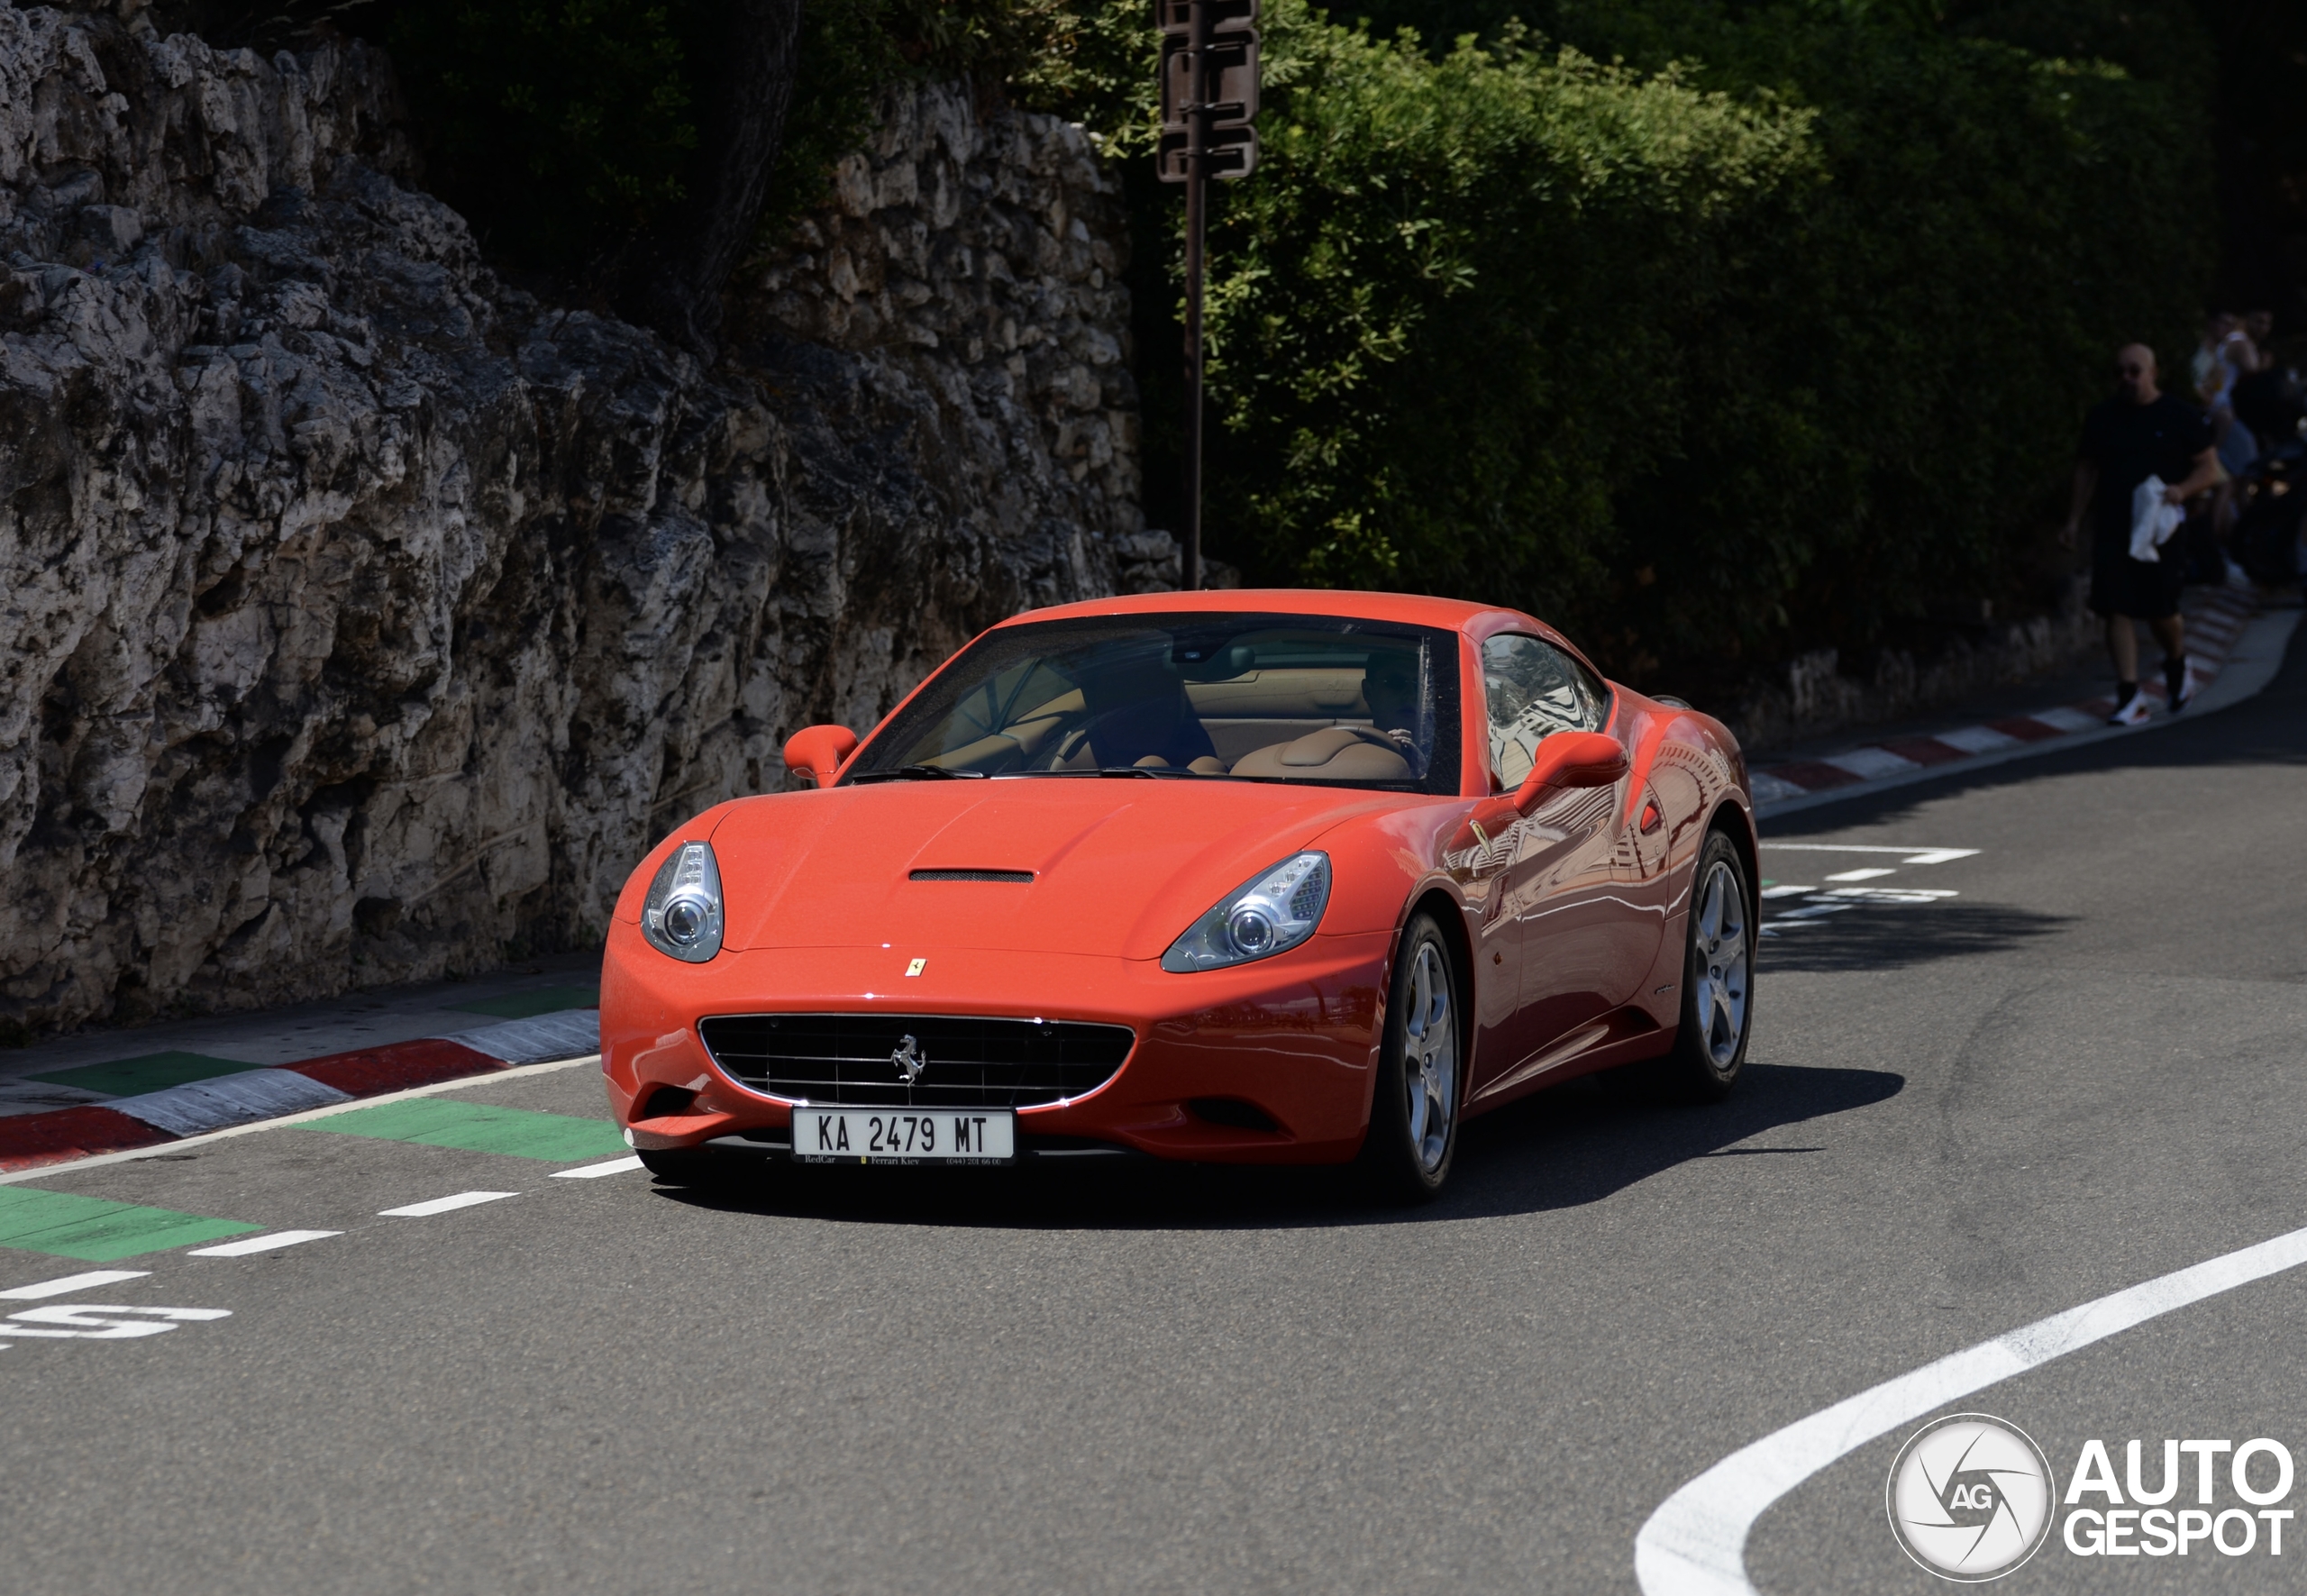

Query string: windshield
[847,613,1462,793]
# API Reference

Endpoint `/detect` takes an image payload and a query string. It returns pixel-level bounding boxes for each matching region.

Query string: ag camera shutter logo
[1886,1414,2056,1581]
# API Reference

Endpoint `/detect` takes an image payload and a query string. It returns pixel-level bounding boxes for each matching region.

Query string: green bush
[1025,0,2211,686]
[380,0,1061,272]
[374,0,2216,689]
[386,0,698,268]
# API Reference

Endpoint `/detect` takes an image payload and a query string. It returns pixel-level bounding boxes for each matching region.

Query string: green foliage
[375,0,2217,687]
[381,0,1067,270]
[764,0,1086,233]
[1026,0,2212,685]
[386,0,697,268]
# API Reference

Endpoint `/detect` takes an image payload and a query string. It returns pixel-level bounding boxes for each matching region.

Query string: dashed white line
[1760,844,1979,865]
[1634,1218,2307,1596]
[551,1155,645,1180]
[0,1270,150,1300]
[1822,868,1897,882]
[187,1229,342,1257]
[378,1190,518,1218]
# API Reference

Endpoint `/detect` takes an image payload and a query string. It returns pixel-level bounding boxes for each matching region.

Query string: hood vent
[909,869,1035,883]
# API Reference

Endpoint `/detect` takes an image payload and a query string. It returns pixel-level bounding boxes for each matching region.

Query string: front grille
[909,869,1035,883]
[698,1014,1135,1108]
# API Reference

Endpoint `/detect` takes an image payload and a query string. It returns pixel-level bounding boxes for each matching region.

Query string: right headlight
[641,840,725,962]
[1161,852,1330,972]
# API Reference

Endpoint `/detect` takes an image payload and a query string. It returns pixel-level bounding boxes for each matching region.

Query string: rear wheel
[1358,913,1463,1202]
[1666,831,1755,1099]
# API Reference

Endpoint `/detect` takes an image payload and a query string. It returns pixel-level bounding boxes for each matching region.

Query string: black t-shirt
[2079,393,2213,551]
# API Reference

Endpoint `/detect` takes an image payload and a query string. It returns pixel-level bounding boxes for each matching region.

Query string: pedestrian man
[2062,343,2221,725]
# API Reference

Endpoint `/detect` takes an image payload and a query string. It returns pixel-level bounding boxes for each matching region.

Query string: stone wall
[0,7,1147,1036]
[1722,587,2102,752]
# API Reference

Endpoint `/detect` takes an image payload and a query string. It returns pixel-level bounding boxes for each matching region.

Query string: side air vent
[908,869,1035,883]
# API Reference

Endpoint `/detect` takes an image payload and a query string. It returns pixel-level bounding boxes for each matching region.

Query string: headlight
[1161,853,1330,972]
[641,841,725,962]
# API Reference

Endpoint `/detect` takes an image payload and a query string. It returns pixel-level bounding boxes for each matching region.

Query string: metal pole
[1180,0,1207,591]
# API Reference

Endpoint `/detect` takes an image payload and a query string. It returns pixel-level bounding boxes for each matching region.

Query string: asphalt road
[7,626,2307,1595]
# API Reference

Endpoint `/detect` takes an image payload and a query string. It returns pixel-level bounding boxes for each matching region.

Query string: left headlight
[1161,852,1331,973]
[641,840,725,962]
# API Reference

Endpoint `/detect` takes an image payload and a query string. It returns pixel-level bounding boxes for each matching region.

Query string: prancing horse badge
[891,1034,926,1084]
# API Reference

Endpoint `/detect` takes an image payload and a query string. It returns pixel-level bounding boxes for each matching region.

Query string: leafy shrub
[385,0,698,269]
[371,0,2215,689]
[1023,0,2211,688]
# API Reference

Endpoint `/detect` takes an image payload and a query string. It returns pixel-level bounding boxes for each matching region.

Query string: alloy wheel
[1691,859,1750,1069]
[1401,940,1457,1173]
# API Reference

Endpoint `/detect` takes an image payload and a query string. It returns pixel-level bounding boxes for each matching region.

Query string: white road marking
[3,1304,232,1339]
[378,1190,518,1218]
[1758,885,1814,899]
[0,1053,604,1188]
[107,1068,354,1138]
[186,1229,341,1257]
[1932,725,2022,755]
[1819,887,1957,903]
[1819,748,1919,780]
[1634,1218,2307,1596]
[0,1270,150,1300]
[1761,844,1978,865]
[1822,868,1896,882]
[551,1155,645,1179]
[1767,902,1856,920]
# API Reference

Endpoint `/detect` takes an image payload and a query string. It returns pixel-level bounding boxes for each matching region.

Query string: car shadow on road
[651,1060,1901,1233]
[1757,902,2073,973]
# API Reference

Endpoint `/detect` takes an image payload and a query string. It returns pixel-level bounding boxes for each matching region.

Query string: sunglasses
[2117,364,2148,376]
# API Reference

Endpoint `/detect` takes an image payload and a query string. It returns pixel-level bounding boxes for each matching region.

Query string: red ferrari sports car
[600,590,1756,1199]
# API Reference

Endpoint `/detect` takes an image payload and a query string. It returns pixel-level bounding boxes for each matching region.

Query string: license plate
[791,1107,1016,1166]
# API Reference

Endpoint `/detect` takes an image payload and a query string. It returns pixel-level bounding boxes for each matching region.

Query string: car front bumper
[600,919,1391,1164]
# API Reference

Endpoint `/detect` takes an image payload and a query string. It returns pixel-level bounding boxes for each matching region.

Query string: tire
[1666,830,1755,1100]
[1357,912,1464,1202]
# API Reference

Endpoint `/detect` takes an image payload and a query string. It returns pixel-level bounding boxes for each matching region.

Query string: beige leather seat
[1229,725,1412,780]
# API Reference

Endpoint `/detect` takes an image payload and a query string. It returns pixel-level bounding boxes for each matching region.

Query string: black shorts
[2090,546,2184,620]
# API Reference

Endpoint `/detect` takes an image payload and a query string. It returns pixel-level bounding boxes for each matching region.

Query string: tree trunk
[616,0,805,359]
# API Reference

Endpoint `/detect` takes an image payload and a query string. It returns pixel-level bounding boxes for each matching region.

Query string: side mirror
[1512,731,1628,814]
[782,725,859,789]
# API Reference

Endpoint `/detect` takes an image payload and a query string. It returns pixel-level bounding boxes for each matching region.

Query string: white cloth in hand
[2129,475,2184,562]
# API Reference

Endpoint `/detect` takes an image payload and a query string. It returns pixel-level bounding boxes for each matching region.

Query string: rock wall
[0,6,1148,1036]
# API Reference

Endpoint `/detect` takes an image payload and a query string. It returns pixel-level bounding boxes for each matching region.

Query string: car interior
[890,629,1437,784]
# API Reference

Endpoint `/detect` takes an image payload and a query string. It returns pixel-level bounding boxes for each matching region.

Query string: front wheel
[1357,913,1464,1202]
[1666,831,1755,1099]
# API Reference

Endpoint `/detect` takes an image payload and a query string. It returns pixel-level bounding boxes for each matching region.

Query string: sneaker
[2167,657,2195,712]
[2108,689,2153,726]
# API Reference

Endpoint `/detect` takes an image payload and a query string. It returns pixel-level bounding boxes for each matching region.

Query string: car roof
[1004,588,1527,636]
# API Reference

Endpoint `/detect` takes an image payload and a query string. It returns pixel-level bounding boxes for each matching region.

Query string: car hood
[707,780,1400,961]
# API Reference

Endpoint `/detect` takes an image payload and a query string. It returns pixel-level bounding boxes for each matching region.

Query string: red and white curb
[0,1012,599,1174]
[1750,587,2262,814]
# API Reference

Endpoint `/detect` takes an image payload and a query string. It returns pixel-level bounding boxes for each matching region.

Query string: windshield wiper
[1098,766,1209,779]
[851,764,988,783]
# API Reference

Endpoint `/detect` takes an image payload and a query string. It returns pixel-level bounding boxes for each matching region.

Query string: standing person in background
[2062,343,2222,725]
[2243,310,2275,369]
[2195,312,2257,562]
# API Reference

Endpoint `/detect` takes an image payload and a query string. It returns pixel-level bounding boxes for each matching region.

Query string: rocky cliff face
[0,6,1147,1036]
